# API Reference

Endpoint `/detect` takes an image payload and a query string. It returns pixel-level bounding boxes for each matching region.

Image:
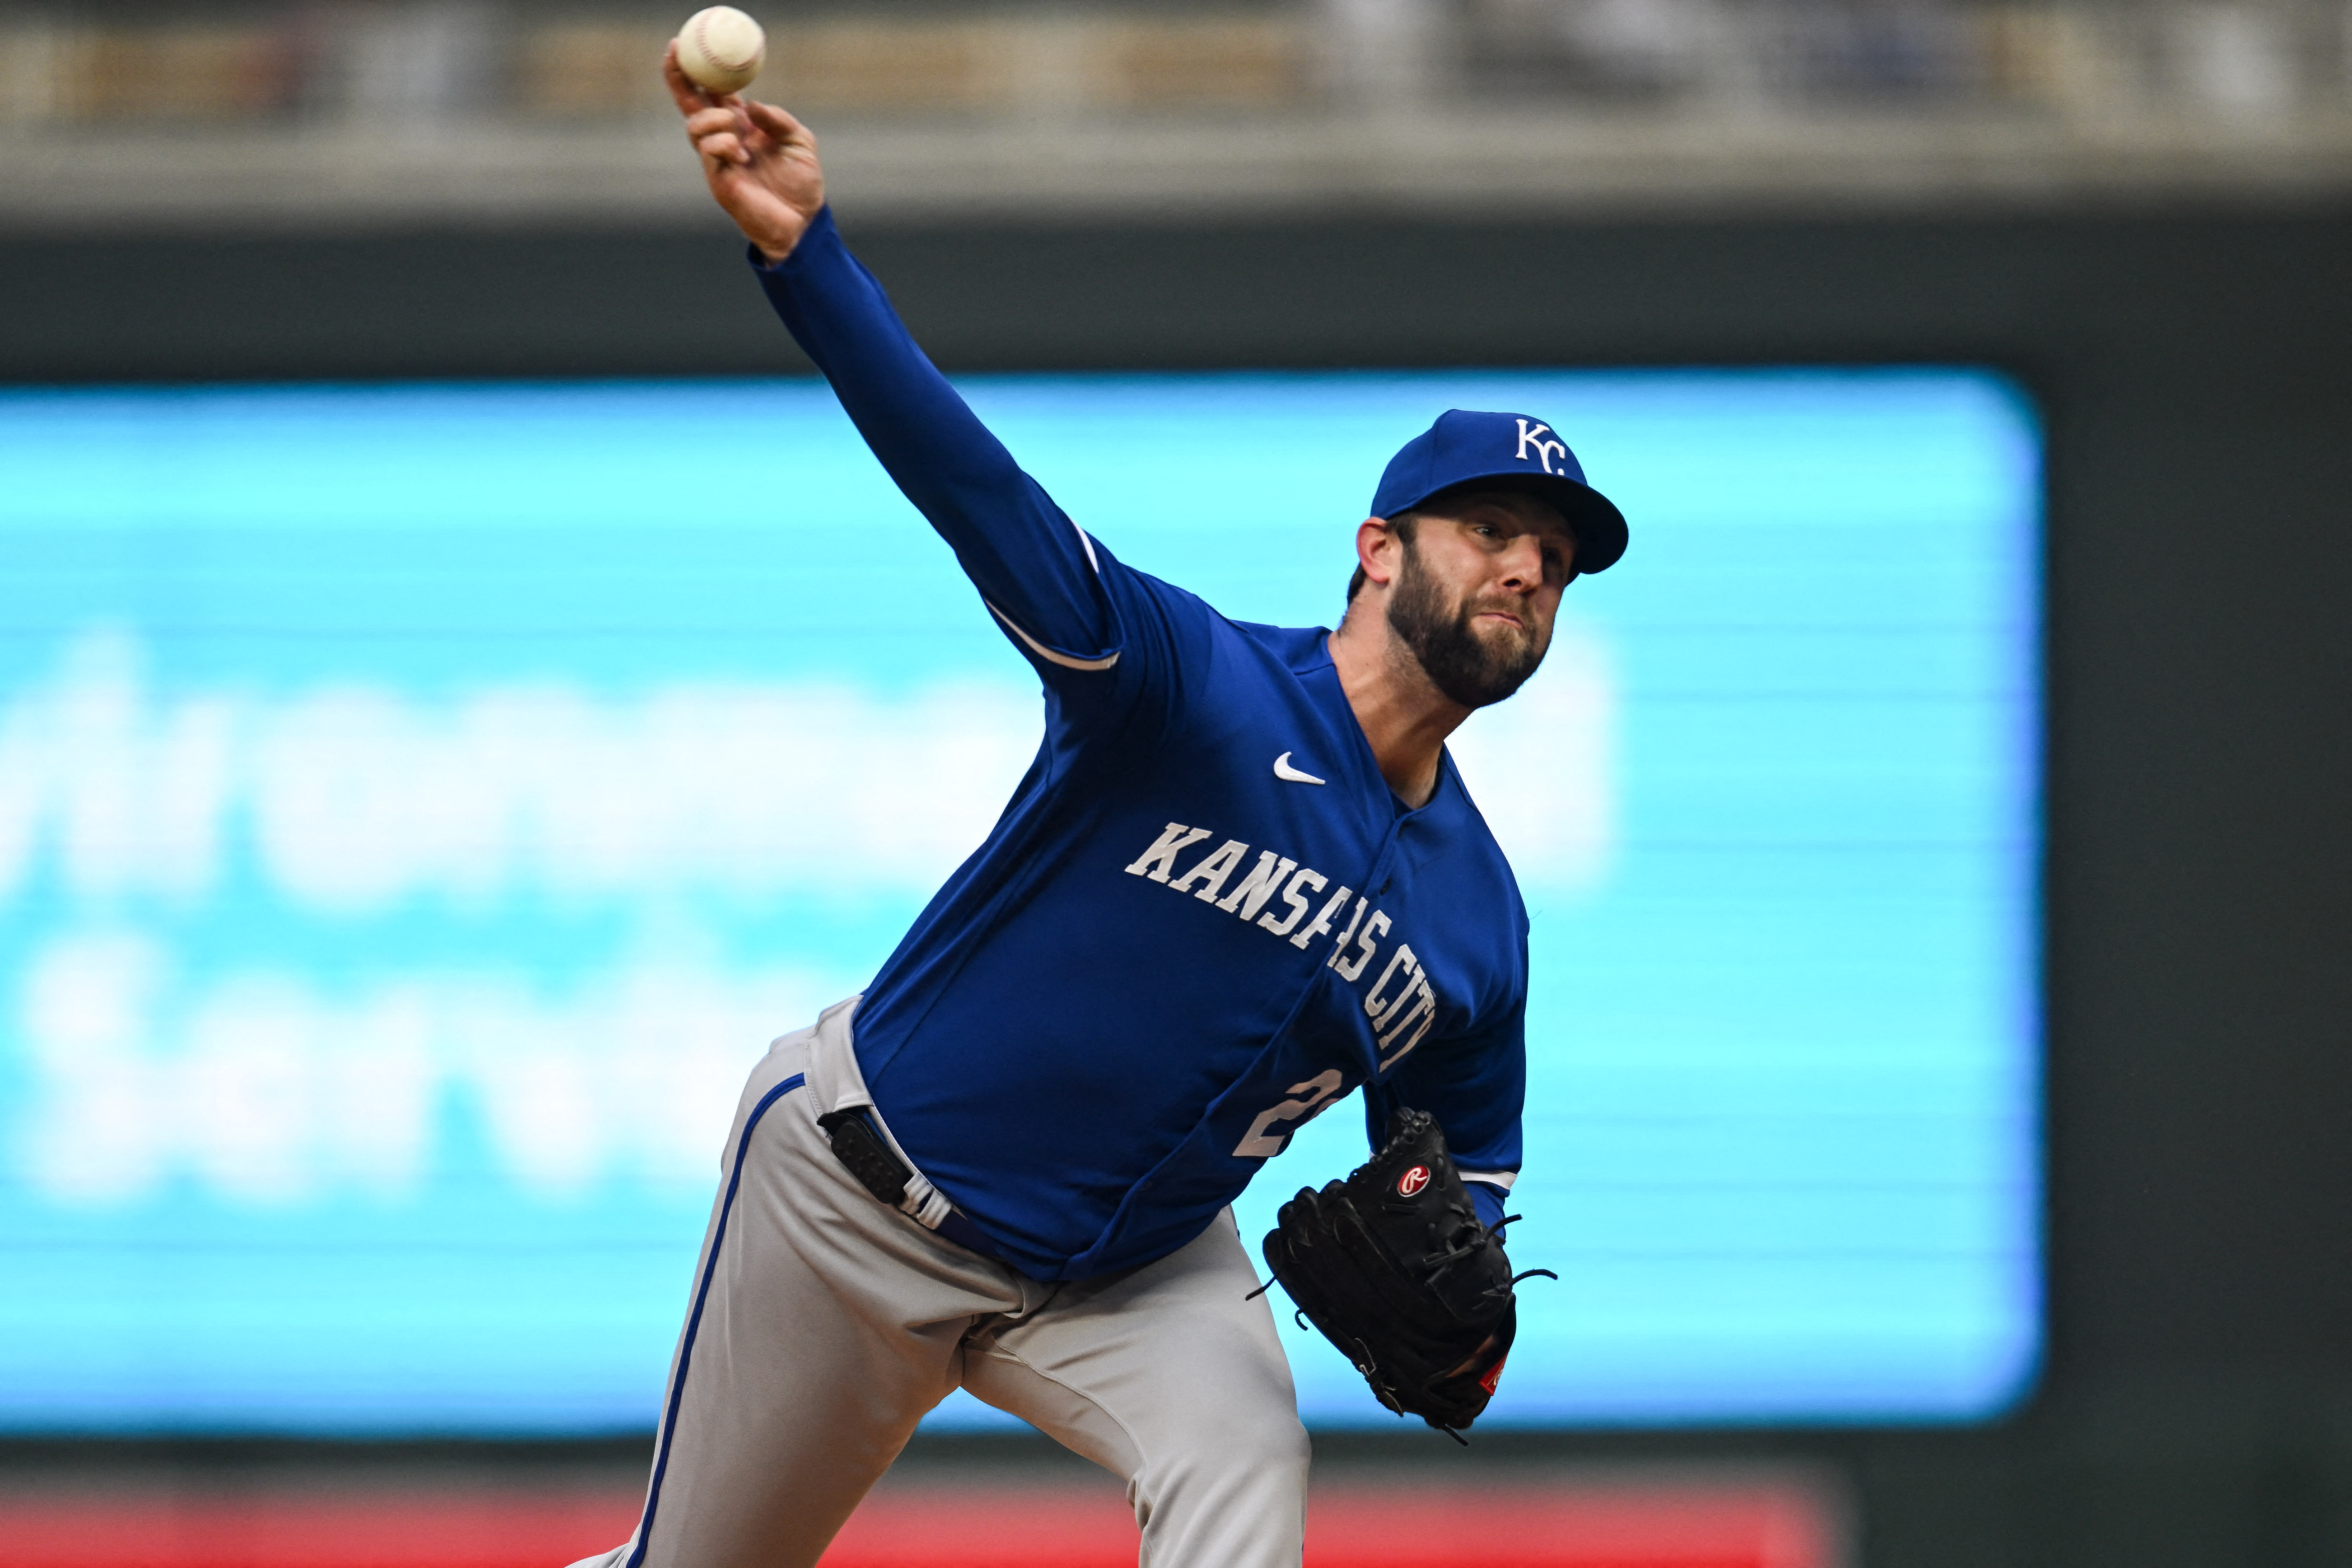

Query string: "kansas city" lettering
[1123,821,1439,1069]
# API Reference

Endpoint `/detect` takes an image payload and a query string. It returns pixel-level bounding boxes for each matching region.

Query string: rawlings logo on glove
[1256,1107,1553,1441]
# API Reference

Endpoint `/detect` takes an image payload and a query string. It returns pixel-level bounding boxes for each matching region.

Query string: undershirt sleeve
[1464,1180,1511,1231]
[752,209,1120,673]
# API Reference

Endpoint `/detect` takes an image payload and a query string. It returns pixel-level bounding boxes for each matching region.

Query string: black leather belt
[817,1106,1005,1262]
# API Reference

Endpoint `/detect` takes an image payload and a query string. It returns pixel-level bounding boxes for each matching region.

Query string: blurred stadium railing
[1,0,2349,225]
[4,1466,1848,1568]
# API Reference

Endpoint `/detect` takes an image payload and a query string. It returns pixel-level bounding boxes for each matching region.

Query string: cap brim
[1409,472,1629,575]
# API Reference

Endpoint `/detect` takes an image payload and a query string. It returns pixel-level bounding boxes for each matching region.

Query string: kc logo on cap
[1514,419,1569,475]
[1367,408,1630,574]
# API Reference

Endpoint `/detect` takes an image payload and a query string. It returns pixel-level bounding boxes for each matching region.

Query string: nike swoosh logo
[1273,751,1326,785]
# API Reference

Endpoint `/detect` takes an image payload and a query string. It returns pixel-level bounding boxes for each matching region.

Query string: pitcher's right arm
[667,46,1117,673]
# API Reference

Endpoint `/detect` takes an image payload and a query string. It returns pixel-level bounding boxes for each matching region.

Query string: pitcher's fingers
[744,100,813,149]
[684,105,739,139]
[661,42,715,115]
[696,130,748,166]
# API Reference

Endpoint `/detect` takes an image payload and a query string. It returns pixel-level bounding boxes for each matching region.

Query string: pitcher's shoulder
[1226,619,1334,675]
[1430,757,1531,912]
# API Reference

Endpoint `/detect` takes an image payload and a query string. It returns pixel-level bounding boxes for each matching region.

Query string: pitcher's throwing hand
[664,41,821,262]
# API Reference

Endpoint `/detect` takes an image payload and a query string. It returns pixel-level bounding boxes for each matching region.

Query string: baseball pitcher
[570,46,1630,1568]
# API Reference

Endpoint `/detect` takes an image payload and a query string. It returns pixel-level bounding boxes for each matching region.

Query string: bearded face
[1383,535,1551,709]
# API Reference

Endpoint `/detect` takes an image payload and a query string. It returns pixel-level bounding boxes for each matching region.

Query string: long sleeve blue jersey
[755,209,1530,1283]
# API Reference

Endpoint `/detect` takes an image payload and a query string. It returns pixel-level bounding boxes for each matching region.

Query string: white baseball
[676,6,766,94]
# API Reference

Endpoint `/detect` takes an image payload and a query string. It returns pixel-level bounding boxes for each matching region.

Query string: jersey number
[1233,1070,1345,1158]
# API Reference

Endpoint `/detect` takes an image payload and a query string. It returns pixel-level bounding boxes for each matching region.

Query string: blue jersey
[756,210,1530,1283]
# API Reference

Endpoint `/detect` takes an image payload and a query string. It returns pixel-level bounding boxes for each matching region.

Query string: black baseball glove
[1257,1107,1551,1441]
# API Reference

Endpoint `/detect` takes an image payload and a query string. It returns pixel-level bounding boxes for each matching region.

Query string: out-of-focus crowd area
[3,0,2349,224]
[4,0,2349,126]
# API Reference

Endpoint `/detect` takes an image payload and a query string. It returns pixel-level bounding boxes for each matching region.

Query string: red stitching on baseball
[690,13,759,73]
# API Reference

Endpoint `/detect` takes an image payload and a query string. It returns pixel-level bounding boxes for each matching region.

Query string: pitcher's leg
[961,1209,1310,1568]
[618,1042,1032,1568]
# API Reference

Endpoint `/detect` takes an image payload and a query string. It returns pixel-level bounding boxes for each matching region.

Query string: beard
[1385,545,1549,709]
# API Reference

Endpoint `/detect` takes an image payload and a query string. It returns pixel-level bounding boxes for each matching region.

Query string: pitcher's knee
[1175,1406,1310,1498]
[1133,1415,1308,1568]
[1254,1411,1313,1482]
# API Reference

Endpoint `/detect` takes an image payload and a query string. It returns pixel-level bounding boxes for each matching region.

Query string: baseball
[676,6,766,94]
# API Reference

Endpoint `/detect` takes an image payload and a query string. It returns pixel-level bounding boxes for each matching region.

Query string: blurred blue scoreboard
[0,369,2039,1432]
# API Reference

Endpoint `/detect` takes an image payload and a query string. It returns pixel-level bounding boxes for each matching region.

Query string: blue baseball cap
[1368,410,1628,574]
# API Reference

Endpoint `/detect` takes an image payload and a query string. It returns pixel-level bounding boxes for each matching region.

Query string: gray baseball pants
[571,1009,1311,1568]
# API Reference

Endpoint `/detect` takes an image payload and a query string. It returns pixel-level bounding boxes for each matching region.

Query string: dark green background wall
[5,201,2348,1567]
